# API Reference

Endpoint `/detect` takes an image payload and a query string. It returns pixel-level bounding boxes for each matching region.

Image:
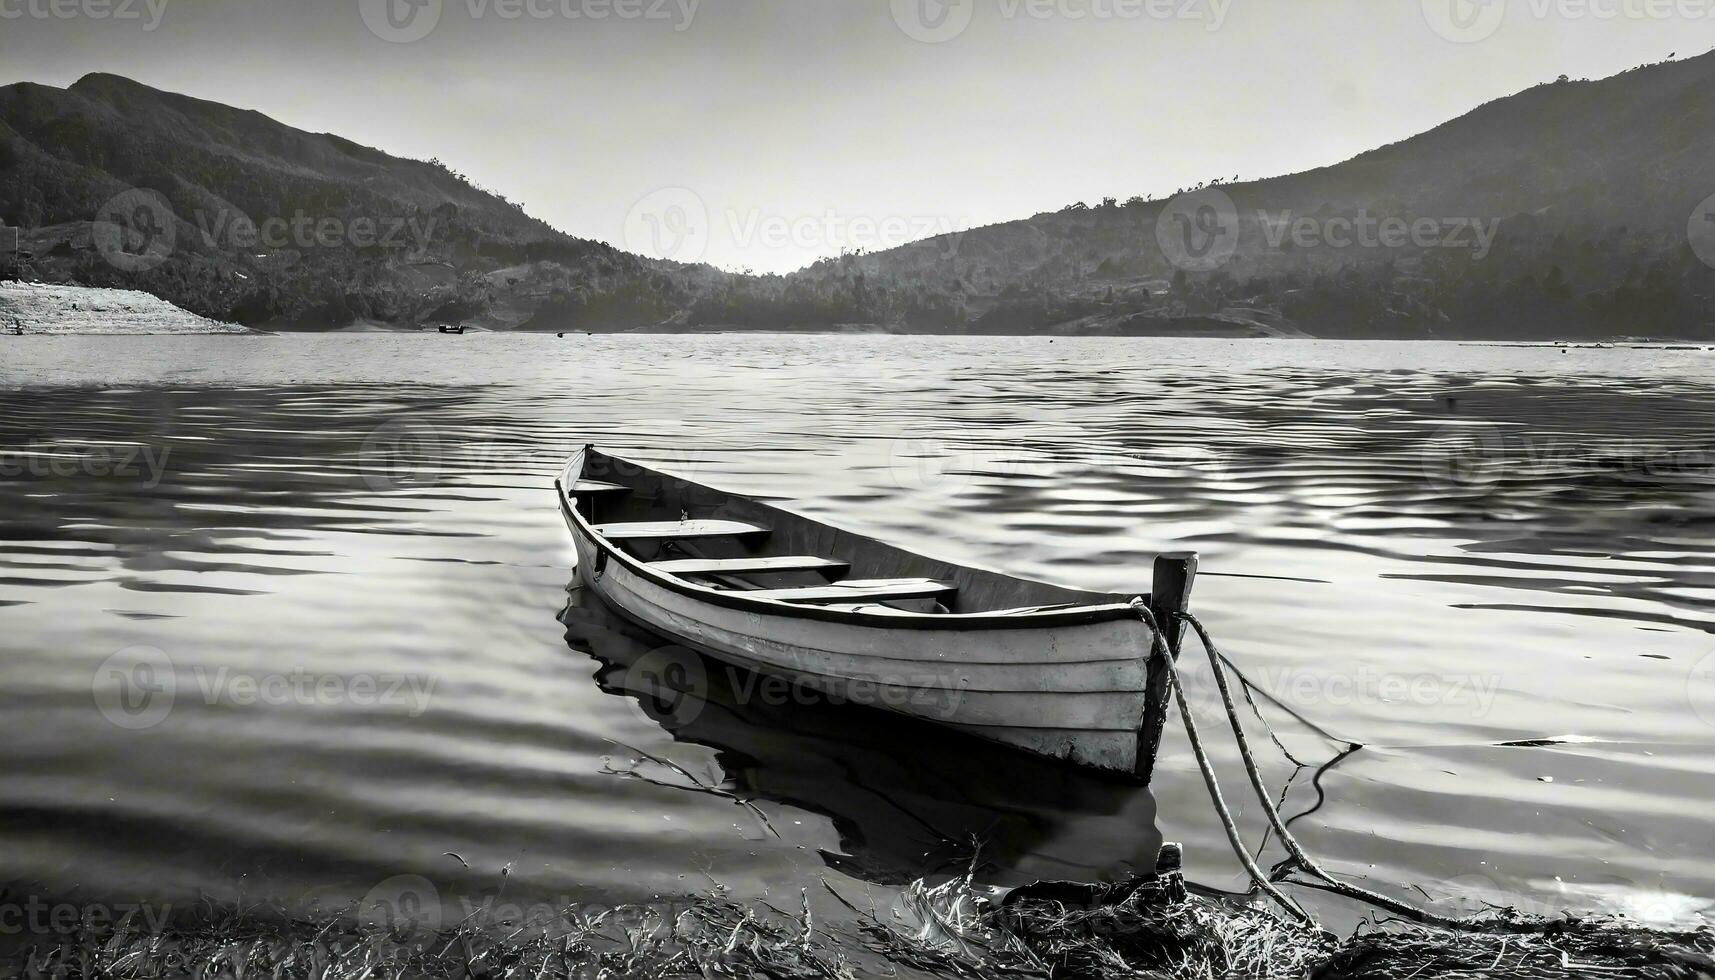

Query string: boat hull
[556,451,1173,774]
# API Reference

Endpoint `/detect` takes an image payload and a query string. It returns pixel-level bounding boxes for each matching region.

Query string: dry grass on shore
[5,876,1711,980]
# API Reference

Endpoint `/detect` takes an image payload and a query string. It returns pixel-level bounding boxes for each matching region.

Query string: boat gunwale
[556,451,1147,632]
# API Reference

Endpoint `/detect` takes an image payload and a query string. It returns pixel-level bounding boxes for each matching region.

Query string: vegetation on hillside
[5,53,1715,337]
[765,52,1715,340]
[0,73,711,329]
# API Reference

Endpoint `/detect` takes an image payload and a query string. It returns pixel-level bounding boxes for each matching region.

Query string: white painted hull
[559,452,1169,774]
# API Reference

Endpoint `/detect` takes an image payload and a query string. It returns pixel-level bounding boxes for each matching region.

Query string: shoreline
[0,281,252,335]
[4,869,1706,980]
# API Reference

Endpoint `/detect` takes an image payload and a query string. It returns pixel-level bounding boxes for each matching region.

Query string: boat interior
[569,448,1125,616]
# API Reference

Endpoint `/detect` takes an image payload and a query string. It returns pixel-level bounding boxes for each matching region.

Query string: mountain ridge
[781,49,1715,338]
[0,71,719,329]
[4,54,1714,338]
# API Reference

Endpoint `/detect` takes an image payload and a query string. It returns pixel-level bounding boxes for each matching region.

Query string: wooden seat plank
[595,520,769,541]
[740,579,956,604]
[651,556,849,577]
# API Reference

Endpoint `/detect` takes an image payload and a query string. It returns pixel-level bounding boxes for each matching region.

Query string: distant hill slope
[0,73,720,329]
[5,58,1715,337]
[768,51,1715,339]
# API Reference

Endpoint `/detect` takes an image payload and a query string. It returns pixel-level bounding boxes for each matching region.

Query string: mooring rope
[1155,606,1558,935]
[1205,646,1359,753]
[1126,600,1321,930]
[1174,610,1481,930]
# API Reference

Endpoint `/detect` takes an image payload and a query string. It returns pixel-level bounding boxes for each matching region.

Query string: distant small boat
[436,324,465,335]
[556,447,1198,779]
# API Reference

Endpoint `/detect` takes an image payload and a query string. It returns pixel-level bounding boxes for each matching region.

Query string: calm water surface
[2,334,1713,930]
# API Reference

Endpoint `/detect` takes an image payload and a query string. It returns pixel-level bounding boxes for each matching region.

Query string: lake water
[2,334,1712,934]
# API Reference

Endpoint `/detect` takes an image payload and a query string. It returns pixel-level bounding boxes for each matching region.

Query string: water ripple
[1,335,1712,926]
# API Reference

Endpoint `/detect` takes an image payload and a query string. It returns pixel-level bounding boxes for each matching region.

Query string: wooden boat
[556,447,1198,779]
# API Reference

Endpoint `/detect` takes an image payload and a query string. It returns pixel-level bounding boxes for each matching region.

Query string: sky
[0,0,1700,272]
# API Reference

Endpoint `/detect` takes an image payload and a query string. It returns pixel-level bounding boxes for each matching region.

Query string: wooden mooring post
[1135,552,1199,783]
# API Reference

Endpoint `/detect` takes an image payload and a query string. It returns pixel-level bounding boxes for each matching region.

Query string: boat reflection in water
[559,586,1163,888]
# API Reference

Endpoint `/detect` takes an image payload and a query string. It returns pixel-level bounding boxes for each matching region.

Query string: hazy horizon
[0,0,1701,272]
